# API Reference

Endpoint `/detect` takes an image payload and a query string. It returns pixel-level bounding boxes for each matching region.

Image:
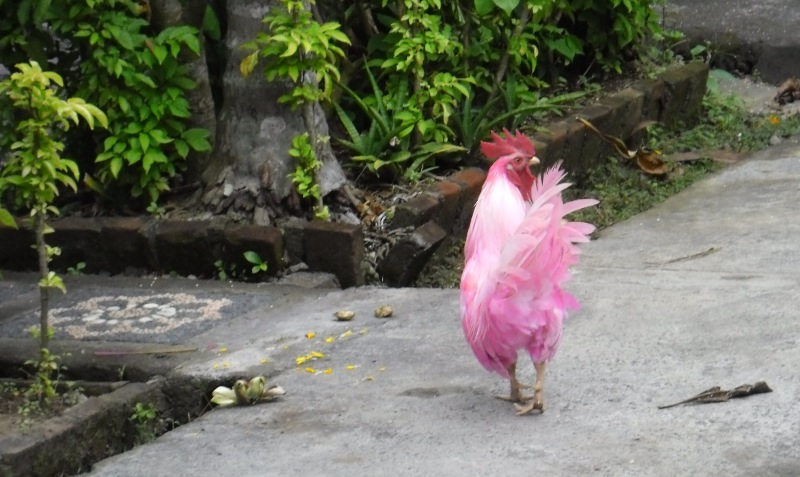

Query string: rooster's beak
[529,156,540,166]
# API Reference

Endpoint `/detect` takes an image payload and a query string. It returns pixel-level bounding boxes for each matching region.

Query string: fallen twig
[658,381,772,409]
[645,246,720,266]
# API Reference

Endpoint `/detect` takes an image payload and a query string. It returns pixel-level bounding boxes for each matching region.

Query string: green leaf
[110,156,123,178]
[104,136,118,150]
[240,52,258,78]
[133,73,156,88]
[493,0,520,16]
[243,250,262,265]
[149,129,172,144]
[139,132,150,153]
[202,5,221,41]
[153,45,168,64]
[0,208,17,229]
[142,149,165,173]
[174,139,189,158]
[17,0,32,24]
[182,128,211,151]
[33,0,51,23]
[124,122,143,134]
[170,76,196,90]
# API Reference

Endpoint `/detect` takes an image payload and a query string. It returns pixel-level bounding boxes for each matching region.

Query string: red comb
[480,128,536,160]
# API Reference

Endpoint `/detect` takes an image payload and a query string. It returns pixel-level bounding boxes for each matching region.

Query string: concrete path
[3,140,800,476]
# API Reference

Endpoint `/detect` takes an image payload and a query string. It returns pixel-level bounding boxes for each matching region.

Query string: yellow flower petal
[310,351,325,358]
[345,365,358,370]
[213,364,219,369]
[325,337,335,343]
[305,332,316,339]
[260,359,269,363]
[305,367,317,373]
[359,329,368,334]
[378,367,385,372]
[218,347,228,353]
[341,330,353,338]
[296,356,308,365]
[323,368,333,374]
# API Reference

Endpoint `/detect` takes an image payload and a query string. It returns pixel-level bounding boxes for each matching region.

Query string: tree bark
[200,0,346,220]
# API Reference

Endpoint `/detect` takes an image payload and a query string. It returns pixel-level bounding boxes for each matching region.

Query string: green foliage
[214,252,268,281]
[0,0,211,207]
[243,251,269,275]
[289,133,329,219]
[23,347,63,404]
[60,0,210,203]
[334,65,465,181]
[0,61,107,215]
[331,0,662,183]
[130,402,157,425]
[129,401,158,444]
[241,0,350,108]
[67,261,86,275]
[214,259,235,281]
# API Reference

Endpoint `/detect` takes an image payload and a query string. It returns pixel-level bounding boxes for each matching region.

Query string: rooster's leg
[515,361,546,415]
[495,362,531,403]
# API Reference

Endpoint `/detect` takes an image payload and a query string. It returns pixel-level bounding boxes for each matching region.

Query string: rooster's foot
[495,392,532,404]
[514,397,545,416]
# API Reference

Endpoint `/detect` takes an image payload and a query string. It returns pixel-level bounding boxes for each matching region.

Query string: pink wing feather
[461,163,597,377]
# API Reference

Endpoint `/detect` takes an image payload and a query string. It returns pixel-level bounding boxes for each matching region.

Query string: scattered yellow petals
[323,368,333,374]
[341,330,353,338]
[218,347,228,353]
[305,332,316,339]
[213,364,219,369]
[378,367,386,372]
[260,359,269,364]
[345,365,359,370]
[223,363,231,368]
[359,329,368,335]
[305,367,317,374]
[325,337,335,343]
[296,351,325,367]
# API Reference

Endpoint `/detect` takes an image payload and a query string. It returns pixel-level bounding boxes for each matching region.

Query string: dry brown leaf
[636,150,670,176]
[775,78,800,105]
[577,117,671,176]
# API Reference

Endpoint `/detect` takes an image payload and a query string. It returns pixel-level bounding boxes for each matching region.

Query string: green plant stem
[492,4,531,97]
[34,212,49,350]
[300,101,324,214]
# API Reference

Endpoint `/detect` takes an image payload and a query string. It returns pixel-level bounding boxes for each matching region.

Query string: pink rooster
[460,129,597,415]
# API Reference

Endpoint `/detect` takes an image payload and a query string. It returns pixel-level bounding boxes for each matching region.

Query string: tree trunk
[199,0,346,222]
